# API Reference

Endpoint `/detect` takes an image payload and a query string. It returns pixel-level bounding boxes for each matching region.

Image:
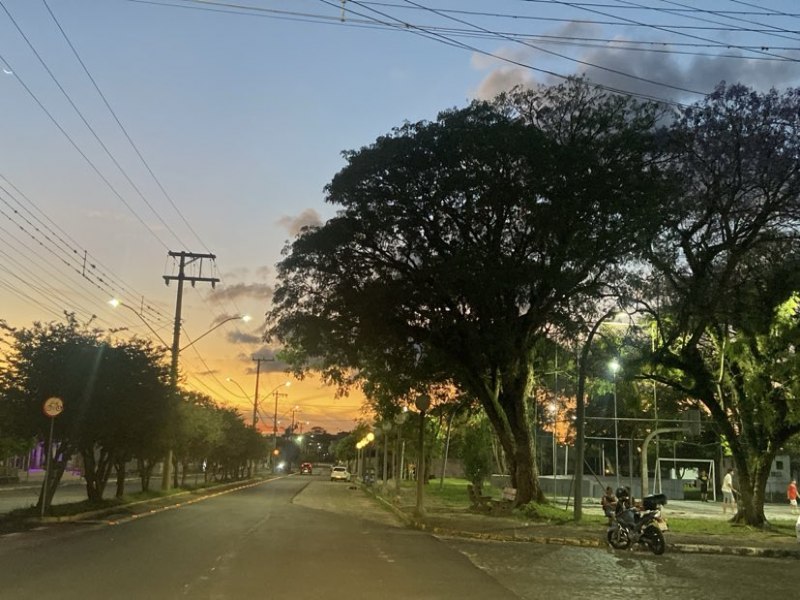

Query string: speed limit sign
[43,397,64,417]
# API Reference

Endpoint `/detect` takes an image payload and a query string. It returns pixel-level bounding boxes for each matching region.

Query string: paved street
[0,474,511,599]
[1,472,797,598]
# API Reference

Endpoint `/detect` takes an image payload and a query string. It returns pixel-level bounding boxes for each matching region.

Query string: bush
[461,418,494,491]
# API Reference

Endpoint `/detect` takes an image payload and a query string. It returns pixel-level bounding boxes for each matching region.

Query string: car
[300,462,313,475]
[330,465,350,482]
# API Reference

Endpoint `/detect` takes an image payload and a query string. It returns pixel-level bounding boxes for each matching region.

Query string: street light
[547,402,557,501]
[109,299,251,353]
[414,394,431,518]
[609,358,621,490]
[107,299,169,347]
[179,314,251,352]
[269,381,291,471]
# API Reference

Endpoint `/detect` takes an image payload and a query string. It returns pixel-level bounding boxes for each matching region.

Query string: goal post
[654,458,715,502]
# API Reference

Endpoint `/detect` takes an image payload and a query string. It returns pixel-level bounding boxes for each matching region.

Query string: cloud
[474,67,539,100]
[277,208,323,238]
[470,22,800,104]
[227,330,262,345]
[208,282,273,305]
[235,345,289,374]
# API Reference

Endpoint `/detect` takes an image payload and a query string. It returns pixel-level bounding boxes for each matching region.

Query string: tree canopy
[268,78,674,504]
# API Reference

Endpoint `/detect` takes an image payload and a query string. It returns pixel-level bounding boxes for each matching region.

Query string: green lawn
[410,478,797,539]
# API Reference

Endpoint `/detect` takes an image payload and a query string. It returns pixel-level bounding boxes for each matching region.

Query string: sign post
[40,397,64,519]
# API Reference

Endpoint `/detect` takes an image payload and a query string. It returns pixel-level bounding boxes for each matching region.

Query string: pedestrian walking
[722,467,737,515]
[697,469,709,502]
[788,479,798,515]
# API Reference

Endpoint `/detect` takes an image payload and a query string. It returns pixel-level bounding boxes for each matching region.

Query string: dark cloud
[208,282,273,305]
[227,330,263,345]
[235,345,289,374]
[277,208,323,238]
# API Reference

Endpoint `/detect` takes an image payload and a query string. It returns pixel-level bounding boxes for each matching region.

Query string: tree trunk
[37,442,70,513]
[480,365,544,505]
[115,459,126,499]
[81,446,113,503]
[730,446,773,527]
[138,458,154,492]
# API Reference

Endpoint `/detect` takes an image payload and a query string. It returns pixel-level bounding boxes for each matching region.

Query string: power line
[325,0,685,104]
[400,0,707,96]
[514,0,799,62]
[41,0,214,255]
[0,1,190,249]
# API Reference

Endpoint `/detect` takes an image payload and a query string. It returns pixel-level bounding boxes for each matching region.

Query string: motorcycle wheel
[643,526,666,555]
[607,527,631,550]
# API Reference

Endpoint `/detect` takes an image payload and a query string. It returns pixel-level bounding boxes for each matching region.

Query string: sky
[1,0,799,433]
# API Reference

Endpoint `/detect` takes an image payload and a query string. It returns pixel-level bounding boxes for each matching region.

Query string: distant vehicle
[330,465,350,482]
[300,462,313,475]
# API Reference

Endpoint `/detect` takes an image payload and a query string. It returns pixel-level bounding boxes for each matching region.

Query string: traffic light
[272,448,280,456]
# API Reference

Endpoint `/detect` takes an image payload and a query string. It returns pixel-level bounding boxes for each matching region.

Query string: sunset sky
[1,0,798,432]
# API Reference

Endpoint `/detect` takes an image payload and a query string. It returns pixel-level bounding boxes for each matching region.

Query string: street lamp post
[548,402,557,501]
[268,382,291,471]
[414,394,431,518]
[609,358,621,490]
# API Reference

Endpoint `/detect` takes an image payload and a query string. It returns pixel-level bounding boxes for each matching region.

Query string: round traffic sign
[43,397,64,417]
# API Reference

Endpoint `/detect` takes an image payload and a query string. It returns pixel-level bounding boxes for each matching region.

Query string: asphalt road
[0,473,795,599]
[0,474,510,599]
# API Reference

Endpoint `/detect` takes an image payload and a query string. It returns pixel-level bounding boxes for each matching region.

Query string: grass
[406,477,798,540]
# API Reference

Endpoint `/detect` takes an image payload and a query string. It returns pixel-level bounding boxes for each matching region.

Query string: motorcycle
[607,493,668,555]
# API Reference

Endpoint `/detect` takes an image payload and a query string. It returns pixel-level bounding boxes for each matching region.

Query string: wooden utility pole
[162,251,219,491]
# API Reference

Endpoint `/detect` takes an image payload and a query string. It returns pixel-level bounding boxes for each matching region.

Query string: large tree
[642,83,800,526]
[268,79,672,504]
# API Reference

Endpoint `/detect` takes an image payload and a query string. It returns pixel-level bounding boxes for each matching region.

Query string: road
[0,473,510,599]
[0,473,794,599]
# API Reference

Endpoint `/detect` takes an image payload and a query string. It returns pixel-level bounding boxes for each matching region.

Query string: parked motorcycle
[606,490,668,555]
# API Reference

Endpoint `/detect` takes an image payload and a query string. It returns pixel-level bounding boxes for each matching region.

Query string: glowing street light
[609,358,621,490]
[269,381,291,471]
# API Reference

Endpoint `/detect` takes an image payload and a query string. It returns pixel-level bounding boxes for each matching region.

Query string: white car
[330,465,350,482]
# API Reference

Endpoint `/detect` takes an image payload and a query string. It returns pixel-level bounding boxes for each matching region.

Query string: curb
[365,487,800,559]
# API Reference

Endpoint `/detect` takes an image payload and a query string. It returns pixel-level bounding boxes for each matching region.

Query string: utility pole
[251,356,273,428]
[162,251,219,491]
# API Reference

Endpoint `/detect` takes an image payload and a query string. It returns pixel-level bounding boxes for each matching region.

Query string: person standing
[697,470,709,502]
[722,467,737,514]
[788,479,798,515]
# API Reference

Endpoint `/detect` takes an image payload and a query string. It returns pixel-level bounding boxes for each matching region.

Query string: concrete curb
[365,486,800,559]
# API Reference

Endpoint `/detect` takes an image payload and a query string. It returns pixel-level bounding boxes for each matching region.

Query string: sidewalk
[368,487,800,560]
[0,469,84,491]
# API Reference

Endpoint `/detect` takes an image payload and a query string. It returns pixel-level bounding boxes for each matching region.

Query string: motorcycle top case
[642,494,667,510]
